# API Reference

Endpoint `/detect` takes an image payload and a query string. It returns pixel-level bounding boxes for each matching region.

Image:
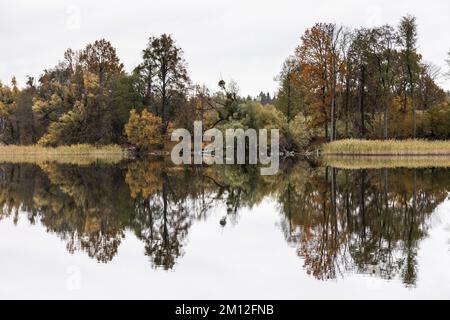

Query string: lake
[0,160,449,299]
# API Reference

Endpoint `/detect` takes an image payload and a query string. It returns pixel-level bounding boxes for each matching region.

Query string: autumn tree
[348,28,372,138]
[275,56,304,123]
[0,80,18,144]
[14,83,36,144]
[110,74,143,142]
[372,25,398,139]
[134,34,190,130]
[124,109,164,152]
[296,23,334,140]
[328,24,344,141]
[34,40,130,145]
[0,19,448,149]
[278,16,447,145]
[32,51,77,138]
[398,15,420,137]
[417,62,445,112]
[79,39,124,85]
[339,29,354,137]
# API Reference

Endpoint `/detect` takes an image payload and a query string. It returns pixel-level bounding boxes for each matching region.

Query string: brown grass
[322,139,450,155]
[0,144,127,165]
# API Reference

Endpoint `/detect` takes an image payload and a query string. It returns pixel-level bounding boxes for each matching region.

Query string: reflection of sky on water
[0,197,449,299]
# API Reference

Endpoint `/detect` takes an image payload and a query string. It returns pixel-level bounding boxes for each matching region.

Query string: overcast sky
[1,0,449,96]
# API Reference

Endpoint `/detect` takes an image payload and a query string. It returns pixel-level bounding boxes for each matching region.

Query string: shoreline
[322,153,450,156]
[321,139,450,156]
[0,144,128,165]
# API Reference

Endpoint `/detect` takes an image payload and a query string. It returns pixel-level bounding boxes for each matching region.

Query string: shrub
[288,114,318,150]
[124,109,164,151]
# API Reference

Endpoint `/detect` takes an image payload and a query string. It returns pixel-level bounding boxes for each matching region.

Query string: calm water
[0,160,449,299]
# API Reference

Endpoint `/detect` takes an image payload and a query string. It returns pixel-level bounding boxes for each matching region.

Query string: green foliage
[0,81,36,145]
[275,56,304,122]
[242,101,286,131]
[14,88,36,144]
[217,100,288,142]
[110,74,143,142]
[0,82,18,144]
[288,114,319,149]
[422,103,450,139]
[38,109,84,146]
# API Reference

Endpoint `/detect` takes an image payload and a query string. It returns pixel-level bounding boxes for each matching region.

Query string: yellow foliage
[83,72,100,91]
[125,161,164,198]
[124,109,164,151]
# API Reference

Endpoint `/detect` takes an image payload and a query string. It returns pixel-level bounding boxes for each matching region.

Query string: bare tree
[446,51,450,79]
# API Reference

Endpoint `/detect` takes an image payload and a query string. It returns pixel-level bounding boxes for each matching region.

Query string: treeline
[276,15,450,145]
[0,33,282,150]
[1,16,450,150]
[0,35,191,147]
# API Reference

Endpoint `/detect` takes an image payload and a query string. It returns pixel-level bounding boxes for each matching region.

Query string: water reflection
[277,166,449,286]
[0,160,448,286]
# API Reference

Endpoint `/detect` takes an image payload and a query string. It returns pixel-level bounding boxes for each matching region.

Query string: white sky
[1,0,449,96]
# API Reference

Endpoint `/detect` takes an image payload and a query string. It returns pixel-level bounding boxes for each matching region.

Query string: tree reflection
[277,165,450,286]
[0,160,448,284]
[127,161,193,269]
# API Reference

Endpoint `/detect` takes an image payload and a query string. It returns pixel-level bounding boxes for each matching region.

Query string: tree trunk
[287,77,292,123]
[322,84,328,140]
[344,72,350,138]
[411,87,416,138]
[383,95,389,140]
[360,169,366,240]
[408,64,416,138]
[330,61,337,141]
[358,65,366,138]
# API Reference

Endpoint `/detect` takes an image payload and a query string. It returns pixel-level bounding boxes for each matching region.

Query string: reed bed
[322,139,450,155]
[0,144,127,165]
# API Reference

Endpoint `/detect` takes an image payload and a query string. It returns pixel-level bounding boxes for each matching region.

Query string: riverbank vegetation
[322,139,450,155]
[0,16,449,153]
[0,144,126,164]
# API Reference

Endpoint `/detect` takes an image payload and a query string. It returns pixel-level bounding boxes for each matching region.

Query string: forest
[1,15,449,152]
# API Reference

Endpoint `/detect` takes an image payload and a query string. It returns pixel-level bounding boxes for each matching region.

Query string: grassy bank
[322,139,450,155]
[0,144,128,164]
